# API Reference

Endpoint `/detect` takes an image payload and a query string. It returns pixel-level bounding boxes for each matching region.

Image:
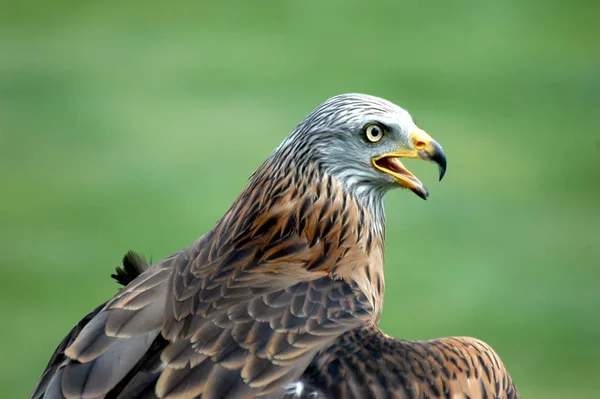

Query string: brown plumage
[31,93,505,399]
[61,163,383,399]
[292,324,521,399]
[35,251,521,399]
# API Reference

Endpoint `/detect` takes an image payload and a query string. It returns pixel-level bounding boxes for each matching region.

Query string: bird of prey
[31,93,455,399]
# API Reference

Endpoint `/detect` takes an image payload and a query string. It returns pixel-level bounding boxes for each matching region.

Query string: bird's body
[35,251,521,399]
[30,94,518,399]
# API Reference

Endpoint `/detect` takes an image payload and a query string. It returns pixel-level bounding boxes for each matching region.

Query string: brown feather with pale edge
[286,323,521,399]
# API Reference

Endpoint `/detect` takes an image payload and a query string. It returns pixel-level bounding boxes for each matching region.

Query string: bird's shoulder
[143,169,387,327]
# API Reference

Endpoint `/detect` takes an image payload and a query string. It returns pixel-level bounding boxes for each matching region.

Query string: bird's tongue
[377,157,429,199]
[379,157,420,185]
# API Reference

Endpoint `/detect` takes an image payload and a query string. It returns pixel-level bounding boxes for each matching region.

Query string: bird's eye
[364,123,385,143]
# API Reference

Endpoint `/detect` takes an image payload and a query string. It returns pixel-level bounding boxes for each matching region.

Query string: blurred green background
[1,1,599,398]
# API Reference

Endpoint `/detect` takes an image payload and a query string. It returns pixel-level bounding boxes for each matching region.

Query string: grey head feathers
[267,93,422,230]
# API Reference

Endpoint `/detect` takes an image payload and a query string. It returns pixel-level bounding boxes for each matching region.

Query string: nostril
[415,141,426,150]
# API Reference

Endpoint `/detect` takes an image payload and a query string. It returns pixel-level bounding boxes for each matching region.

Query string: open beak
[372,129,447,200]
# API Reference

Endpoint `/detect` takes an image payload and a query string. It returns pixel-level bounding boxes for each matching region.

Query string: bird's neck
[214,159,386,321]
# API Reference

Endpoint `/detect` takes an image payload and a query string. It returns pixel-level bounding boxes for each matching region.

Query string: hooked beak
[372,129,447,200]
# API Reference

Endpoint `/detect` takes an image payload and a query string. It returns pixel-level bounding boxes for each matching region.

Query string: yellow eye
[364,123,385,143]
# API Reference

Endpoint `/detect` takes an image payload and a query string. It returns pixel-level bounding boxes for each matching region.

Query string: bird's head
[276,93,447,202]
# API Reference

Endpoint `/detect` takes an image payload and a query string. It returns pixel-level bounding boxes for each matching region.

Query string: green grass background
[1,1,599,397]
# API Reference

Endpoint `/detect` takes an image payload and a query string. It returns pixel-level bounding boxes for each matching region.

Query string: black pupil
[370,126,380,138]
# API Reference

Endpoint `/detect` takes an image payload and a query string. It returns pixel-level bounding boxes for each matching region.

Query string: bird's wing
[30,251,150,399]
[292,323,521,399]
[35,193,375,399]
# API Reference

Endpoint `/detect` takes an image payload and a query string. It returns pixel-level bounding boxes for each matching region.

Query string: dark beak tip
[438,165,446,182]
[412,186,429,200]
[432,142,447,182]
